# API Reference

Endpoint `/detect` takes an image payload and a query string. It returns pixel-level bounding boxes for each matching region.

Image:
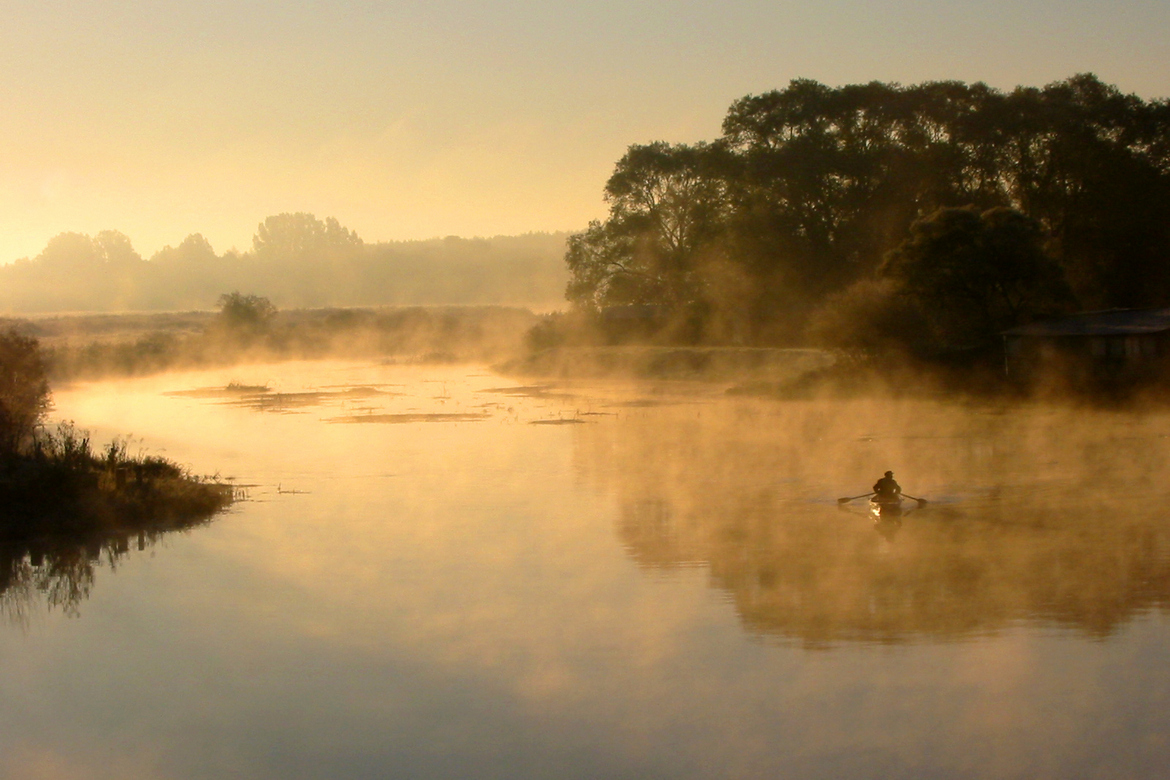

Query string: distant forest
[0,217,569,314]
[564,74,1170,354]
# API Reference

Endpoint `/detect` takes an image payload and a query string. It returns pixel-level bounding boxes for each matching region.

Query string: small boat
[836,491,927,517]
[869,496,905,518]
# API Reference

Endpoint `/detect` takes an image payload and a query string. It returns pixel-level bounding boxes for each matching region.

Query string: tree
[35,232,101,271]
[216,292,277,330]
[998,75,1170,308]
[151,234,217,266]
[0,330,50,457]
[252,213,362,260]
[563,74,1170,345]
[93,230,144,269]
[880,206,1073,348]
[565,141,731,312]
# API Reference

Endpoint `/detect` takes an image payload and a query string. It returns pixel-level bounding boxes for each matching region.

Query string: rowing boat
[869,497,905,518]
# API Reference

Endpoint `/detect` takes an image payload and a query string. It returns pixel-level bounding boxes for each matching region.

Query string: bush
[805,279,930,362]
[0,329,50,458]
[217,292,277,330]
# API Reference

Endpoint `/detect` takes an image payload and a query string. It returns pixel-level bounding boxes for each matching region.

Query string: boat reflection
[574,396,1170,646]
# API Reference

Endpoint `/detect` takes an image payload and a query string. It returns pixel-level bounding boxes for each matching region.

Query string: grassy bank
[501,346,836,383]
[0,424,235,541]
[4,305,540,381]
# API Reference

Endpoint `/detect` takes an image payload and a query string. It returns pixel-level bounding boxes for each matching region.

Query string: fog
[0,221,569,314]
[6,72,1170,773]
[3,359,1169,778]
[574,392,1170,643]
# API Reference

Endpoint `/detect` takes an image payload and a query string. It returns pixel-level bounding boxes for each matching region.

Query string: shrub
[0,329,50,457]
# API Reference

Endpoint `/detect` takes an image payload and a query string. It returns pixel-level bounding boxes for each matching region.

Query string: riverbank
[0,425,235,541]
[500,345,836,383]
[3,305,539,381]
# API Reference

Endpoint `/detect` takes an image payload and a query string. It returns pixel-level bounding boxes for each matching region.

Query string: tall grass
[1,422,235,539]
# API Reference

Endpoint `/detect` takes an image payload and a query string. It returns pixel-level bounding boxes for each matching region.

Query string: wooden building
[1002,308,1170,381]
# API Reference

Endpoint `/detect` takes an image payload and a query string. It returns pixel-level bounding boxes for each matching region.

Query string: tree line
[0,217,568,313]
[563,74,1170,356]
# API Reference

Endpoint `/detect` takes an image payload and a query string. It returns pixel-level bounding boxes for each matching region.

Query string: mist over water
[3,361,1170,779]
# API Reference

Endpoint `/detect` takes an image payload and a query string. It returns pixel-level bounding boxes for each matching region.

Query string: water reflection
[11,364,1170,779]
[0,514,222,623]
[575,397,1170,645]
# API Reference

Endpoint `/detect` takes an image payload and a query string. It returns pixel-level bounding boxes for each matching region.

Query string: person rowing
[836,477,926,507]
[871,471,902,505]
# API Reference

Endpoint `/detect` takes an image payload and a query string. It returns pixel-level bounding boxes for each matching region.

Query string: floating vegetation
[229,391,328,412]
[225,382,270,393]
[327,413,491,424]
[605,399,672,408]
[167,384,400,412]
[481,385,556,396]
[164,384,272,399]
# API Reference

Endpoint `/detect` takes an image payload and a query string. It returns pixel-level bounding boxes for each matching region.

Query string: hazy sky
[2,0,1167,262]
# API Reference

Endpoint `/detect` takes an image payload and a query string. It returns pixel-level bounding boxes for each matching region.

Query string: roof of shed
[1003,308,1170,337]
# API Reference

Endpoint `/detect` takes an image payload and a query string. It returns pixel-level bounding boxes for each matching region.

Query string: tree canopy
[252,213,363,260]
[880,207,1073,349]
[565,74,1170,349]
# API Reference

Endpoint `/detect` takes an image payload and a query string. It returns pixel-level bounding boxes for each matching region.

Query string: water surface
[3,361,1169,779]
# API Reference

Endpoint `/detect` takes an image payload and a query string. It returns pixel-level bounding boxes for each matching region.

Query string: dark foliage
[566,74,1170,349]
[217,292,278,330]
[0,423,233,540]
[880,206,1074,349]
[0,330,50,457]
[0,424,235,618]
[1,333,233,556]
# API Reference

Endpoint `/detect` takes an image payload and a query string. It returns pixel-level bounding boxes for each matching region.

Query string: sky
[1,0,1168,262]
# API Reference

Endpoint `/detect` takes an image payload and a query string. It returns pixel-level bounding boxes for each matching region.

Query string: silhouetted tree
[805,278,930,360]
[0,330,50,457]
[565,74,1170,345]
[880,206,1073,348]
[565,142,731,313]
[35,232,102,271]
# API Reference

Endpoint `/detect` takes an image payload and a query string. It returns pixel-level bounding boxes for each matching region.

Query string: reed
[0,422,235,540]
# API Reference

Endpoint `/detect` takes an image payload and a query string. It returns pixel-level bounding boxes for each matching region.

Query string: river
[3,360,1169,779]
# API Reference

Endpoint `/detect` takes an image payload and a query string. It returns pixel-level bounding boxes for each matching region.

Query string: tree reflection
[578,396,1170,645]
[0,520,212,624]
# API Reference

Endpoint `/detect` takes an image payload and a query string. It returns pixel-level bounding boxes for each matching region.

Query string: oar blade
[837,492,873,504]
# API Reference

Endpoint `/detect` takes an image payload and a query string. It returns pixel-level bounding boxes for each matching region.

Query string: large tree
[564,74,1170,345]
[565,141,731,312]
[880,206,1073,349]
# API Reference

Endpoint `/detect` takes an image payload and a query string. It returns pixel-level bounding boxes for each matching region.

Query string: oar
[837,492,875,504]
[903,493,928,506]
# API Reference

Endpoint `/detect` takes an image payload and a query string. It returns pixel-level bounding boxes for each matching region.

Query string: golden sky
[2,0,1167,261]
